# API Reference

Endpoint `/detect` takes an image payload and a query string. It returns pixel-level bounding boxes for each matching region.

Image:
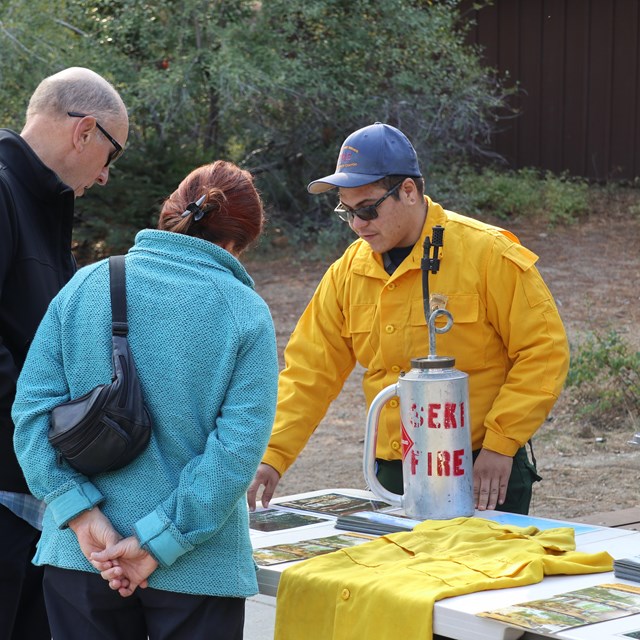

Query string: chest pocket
[346,303,377,363]
[410,293,487,369]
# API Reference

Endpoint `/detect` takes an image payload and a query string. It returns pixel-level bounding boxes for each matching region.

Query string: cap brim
[307,171,387,194]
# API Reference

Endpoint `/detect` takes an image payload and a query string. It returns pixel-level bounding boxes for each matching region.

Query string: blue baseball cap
[307,122,422,194]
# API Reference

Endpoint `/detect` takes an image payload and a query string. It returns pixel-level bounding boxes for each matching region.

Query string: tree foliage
[0,0,513,256]
[221,0,513,218]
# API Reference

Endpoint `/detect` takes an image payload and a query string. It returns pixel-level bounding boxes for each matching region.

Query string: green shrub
[566,330,640,429]
[430,166,590,225]
[541,171,591,224]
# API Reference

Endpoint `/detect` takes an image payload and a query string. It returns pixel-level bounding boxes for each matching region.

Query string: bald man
[0,67,129,639]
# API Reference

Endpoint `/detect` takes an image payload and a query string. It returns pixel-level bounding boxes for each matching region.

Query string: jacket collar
[0,129,73,203]
[350,195,446,280]
[130,229,256,289]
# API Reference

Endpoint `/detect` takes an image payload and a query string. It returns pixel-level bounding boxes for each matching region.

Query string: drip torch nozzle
[427,225,444,274]
[421,225,445,335]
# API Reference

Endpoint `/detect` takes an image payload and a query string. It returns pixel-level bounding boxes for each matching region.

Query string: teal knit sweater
[13,230,278,596]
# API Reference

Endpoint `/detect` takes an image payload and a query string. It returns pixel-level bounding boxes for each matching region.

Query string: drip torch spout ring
[428,308,454,358]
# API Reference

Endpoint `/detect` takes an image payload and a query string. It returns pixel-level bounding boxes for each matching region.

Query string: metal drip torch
[363,226,474,520]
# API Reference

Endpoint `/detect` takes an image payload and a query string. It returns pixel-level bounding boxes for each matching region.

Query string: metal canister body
[363,354,474,520]
[398,356,474,520]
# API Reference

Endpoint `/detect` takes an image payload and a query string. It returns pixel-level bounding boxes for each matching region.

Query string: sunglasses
[68,111,124,167]
[334,181,404,223]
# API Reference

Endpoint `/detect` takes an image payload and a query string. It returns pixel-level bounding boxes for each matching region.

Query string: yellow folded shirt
[274,516,613,640]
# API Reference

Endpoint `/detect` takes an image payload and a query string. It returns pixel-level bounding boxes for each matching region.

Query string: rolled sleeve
[134,509,194,568]
[47,481,103,528]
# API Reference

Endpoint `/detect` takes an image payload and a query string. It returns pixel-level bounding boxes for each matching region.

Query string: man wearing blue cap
[248,123,569,515]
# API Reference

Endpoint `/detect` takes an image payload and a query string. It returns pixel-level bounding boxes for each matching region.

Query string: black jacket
[0,129,75,492]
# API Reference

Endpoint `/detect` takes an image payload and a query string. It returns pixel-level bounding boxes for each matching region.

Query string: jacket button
[389,399,399,408]
[388,282,396,290]
[391,365,400,373]
[391,441,401,451]
[385,325,394,334]
[341,588,350,600]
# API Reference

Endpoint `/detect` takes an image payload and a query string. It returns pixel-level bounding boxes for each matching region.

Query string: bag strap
[109,255,128,337]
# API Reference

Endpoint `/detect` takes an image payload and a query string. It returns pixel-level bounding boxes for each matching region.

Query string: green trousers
[375,446,541,515]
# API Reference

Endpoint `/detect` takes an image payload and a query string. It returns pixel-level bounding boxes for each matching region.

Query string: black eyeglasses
[334,181,404,223]
[67,111,124,167]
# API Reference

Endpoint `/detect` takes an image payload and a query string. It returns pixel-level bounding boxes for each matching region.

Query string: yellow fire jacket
[274,517,614,640]
[263,197,569,472]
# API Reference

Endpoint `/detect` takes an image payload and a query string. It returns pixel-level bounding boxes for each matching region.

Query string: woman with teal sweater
[12,161,278,639]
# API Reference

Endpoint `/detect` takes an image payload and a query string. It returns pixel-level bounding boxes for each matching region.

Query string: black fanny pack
[48,256,152,475]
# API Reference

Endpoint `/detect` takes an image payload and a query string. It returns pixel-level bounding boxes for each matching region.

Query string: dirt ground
[245,196,640,521]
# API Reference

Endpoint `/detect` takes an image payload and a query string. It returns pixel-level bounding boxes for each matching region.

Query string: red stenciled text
[427,402,465,429]
[410,450,420,475]
[427,449,465,476]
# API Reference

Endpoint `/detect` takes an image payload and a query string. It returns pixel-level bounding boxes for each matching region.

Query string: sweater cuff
[48,481,104,529]
[134,510,193,568]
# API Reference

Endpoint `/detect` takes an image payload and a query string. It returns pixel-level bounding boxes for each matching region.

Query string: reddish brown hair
[158,160,264,254]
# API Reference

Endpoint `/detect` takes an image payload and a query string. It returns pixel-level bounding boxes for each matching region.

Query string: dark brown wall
[460,0,640,180]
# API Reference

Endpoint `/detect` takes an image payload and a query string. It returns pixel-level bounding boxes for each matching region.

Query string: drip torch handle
[363,383,403,507]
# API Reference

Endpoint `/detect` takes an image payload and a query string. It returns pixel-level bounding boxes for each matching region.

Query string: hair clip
[180,194,207,221]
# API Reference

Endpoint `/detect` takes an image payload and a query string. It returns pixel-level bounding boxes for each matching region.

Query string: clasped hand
[69,508,158,597]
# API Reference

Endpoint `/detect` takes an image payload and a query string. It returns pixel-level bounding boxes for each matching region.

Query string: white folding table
[250,488,640,640]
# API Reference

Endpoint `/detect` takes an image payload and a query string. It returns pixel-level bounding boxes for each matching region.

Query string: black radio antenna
[421,225,444,326]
